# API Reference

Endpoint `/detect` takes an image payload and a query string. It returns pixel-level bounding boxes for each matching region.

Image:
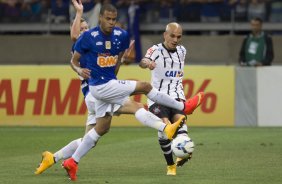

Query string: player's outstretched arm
[70,0,84,42]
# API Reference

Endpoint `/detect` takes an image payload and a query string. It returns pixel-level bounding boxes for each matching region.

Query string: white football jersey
[145,43,186,107]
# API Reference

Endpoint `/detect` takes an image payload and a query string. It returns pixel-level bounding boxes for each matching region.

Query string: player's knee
[135,81,152,94]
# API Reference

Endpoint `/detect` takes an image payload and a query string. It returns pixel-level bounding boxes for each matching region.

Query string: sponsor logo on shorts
[152,106,161,115]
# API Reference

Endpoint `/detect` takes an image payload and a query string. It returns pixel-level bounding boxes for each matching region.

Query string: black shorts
[149,103,185,123]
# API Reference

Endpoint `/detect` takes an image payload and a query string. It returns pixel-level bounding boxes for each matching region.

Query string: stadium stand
[0,0,282,65]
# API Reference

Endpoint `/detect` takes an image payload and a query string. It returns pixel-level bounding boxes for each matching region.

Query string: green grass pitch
[0,126,281,184]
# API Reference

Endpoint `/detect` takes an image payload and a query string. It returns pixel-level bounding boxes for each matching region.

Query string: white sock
[54,138,82,163]
[178,124,188,133]
[147,88,184,110]
[72,128,100,163]
[135,108,166,131]
[177,124,188,137]
[158,130,168,140]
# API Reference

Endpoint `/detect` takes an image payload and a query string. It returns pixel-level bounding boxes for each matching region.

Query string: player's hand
[147,60,156,70]
[142,58,156,70]
[77,68,91,79]
[72,0,83,14]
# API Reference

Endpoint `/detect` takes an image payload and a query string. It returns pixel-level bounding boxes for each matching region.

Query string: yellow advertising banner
[115,65,235,127]
[0,65,234,127]
[0,65,86,126]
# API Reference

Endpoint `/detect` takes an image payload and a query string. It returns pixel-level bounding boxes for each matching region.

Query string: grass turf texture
[0,127,281,184]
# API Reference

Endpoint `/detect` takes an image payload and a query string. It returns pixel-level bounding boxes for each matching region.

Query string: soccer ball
[171,135,194,158]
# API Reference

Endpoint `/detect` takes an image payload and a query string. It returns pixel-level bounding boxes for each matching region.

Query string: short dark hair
[252,17,263,24]
[100,3,117,15]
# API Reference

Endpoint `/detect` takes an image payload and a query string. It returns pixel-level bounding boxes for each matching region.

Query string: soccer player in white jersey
[60,3,204,181]
[139,22,199,176]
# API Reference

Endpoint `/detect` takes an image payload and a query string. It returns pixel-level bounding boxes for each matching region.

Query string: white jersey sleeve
[145,45,160,61]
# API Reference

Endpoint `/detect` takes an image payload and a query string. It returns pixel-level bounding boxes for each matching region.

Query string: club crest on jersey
[165,70,183,77]
[105,41,111,49]
[97,55,118,67]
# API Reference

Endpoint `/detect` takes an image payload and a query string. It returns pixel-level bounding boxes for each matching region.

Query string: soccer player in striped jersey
[140,22,199,176]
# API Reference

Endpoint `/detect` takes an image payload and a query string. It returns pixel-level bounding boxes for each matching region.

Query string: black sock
[159,139,174,165]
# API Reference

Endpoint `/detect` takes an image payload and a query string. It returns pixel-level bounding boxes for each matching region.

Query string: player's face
[100,10,117,35]
[251,20,262,35]
[80,21,89,34]
[164,29,182,50]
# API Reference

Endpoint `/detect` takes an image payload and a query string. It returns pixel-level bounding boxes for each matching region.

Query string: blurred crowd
[0,0,282,24]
